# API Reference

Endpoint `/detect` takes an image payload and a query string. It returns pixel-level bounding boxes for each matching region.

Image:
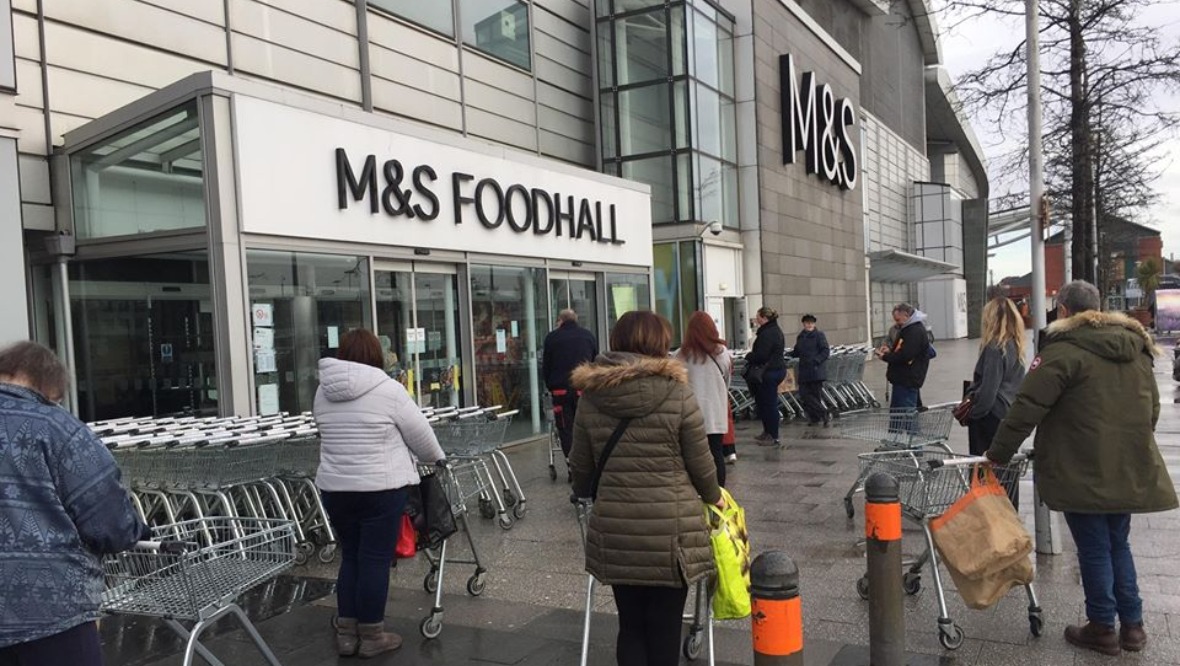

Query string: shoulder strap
[589,417,632,500]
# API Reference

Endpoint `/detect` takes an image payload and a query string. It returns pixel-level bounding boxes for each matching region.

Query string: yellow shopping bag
[706,487,752,620]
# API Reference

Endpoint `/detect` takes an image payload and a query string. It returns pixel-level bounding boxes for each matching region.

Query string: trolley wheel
[856,576,870,600]
[938,623,965,650]
[294,542,314,566]
[498,514,514,531]
[1029,613,1044,637]
[317,543,338,564]
[870,400,882,409]
[420,614,443,640]
[478,498,496,520]
[512,502,527,520]
[843,496,855,519]
[503,489,518,508]
[903,572,922,595]
[466,574,486,596]
[423,571,439,594]
[682,631,703,660]
[548,465,557,481]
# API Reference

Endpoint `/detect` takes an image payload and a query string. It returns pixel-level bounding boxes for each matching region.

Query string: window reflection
[461,0,531,70]
[369,0,454,35]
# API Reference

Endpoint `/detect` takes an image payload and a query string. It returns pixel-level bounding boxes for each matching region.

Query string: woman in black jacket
[745,307,787,447]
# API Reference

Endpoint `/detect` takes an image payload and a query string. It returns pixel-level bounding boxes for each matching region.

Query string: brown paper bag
[944,554,1035,610]
[930,465,1032,580]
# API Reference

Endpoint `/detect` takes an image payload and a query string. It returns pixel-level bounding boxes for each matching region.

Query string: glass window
[718,24,734,96]
[615,9,668,85]
[616,0,664,13]
[69,252,215,422]
[652,243,680,337]
[694,83,721,157]
[618,83,672,156]
[692,10,718,89]
[70,101,205,239]
[720,94,736,161]
[678,241,699,342]
[605,273,652,333]
[470,265,547,441]
[722,163,738,228]
[622,155,675,224]
[597,21,614,87]
[674,79,690,149]
[696,153,722,223]
[670,5,687,77]
[461,0,531,70]
[600,91,617,161]
[369,0,454,35]
[246,251,372,416]
[676,152,693,222]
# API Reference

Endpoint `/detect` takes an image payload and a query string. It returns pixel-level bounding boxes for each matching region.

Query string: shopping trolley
[417,460,490,640]
[839,403,956,519]
[101,517,297,666]
[430,408,525,528]
[543,392,572,482]
[573,497,715,665]
[851,450,1043,649]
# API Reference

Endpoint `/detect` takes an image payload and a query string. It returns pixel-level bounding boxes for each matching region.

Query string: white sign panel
[252,303,274,327]
[234,97,653,267]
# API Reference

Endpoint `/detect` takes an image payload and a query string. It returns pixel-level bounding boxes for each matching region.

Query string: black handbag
[407,472,457,551]
[743,363,766,385]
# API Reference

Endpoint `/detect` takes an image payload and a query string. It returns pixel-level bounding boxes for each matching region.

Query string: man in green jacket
[986,280,1177,656]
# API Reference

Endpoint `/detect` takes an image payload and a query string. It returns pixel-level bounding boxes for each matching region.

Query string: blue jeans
[321,487,409,623]
[1063,512,1142,626]
[755,367,787,440]
[888,384,920,433]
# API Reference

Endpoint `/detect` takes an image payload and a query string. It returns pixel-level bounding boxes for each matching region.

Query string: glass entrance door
[374,264,463,409]
[549,272,601,342]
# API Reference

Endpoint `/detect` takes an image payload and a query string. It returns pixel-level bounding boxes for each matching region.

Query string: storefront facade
[48,74,651,441]
[4,0,989,429]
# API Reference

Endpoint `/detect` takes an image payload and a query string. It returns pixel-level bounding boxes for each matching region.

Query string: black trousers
[611,584,689,666]
[0,622,103,666]
[553,391,580,458]
[707,433,726,487]
[799,381,827,423]
[968,412,1020,509]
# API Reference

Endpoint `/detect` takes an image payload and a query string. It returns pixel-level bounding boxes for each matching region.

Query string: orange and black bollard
[750,551,803,665]
[865,472,905,666]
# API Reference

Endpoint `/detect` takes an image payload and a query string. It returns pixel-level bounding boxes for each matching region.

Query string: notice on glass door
[258,383,280,415]
[510,320,519,338]
[495,329,507,353]
[255,349,277,373]
[252,303,274,327]
[327,326,340,349]
[406,328,426,355]
[253,327,274,351]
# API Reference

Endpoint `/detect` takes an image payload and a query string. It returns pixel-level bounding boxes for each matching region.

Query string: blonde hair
[980,298,1027,365]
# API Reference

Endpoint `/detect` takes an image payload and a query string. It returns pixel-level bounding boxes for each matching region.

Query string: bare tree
[934,0,1180,283]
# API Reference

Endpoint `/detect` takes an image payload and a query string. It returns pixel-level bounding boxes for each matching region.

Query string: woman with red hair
[675,311,734,485]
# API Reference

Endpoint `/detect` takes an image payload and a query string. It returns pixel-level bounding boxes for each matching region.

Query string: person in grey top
[965,297,1028,453]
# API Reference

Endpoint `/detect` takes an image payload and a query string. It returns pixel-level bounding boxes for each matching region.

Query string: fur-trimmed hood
[1045,310,1160,361]
[570,352,688,419]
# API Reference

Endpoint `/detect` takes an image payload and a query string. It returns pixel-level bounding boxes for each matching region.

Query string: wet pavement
[102,336,1180,665]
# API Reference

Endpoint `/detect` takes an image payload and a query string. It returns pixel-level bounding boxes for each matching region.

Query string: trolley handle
[133,540,197,554]
[927,451,1033,469]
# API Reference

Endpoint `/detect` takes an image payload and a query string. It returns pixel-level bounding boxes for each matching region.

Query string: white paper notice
[327,326,340,349]
[258,384,280,415]
[252,303,274,327]
[255,350,277,373]
[253,327,275,350]
[495,329,507,353]
[511,320,519,338]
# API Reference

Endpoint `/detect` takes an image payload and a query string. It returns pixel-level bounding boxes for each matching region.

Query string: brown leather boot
[357,622,403,658]
[1064,622,1120,656]
[1120,622,1147,652]
[333,616,358,657]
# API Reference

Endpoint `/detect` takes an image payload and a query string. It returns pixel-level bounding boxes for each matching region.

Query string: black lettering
[505,185,532,232]
[609,204,625,245]
[412,165,439,220]
[576,199,597,241]
[594,201,606,243]
[475,178,505,229]
[381,160,414,218]
[837,99,859,191]
[452,172,474,225]
[531,189,554,234]
[554,194,576,237]
[335,148,378,213]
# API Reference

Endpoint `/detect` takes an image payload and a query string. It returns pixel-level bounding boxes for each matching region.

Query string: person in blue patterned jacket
[0,341,146,665]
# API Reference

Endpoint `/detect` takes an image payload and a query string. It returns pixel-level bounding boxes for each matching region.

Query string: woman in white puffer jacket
[314,328,445,658]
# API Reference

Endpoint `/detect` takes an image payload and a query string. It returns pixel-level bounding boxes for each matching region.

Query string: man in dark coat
[877,303,931,418]
[789,314,830,426]
[542,309,599,460]
[986,280,1177,656]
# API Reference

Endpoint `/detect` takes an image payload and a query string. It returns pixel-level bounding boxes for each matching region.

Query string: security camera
[707,221,723,236]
